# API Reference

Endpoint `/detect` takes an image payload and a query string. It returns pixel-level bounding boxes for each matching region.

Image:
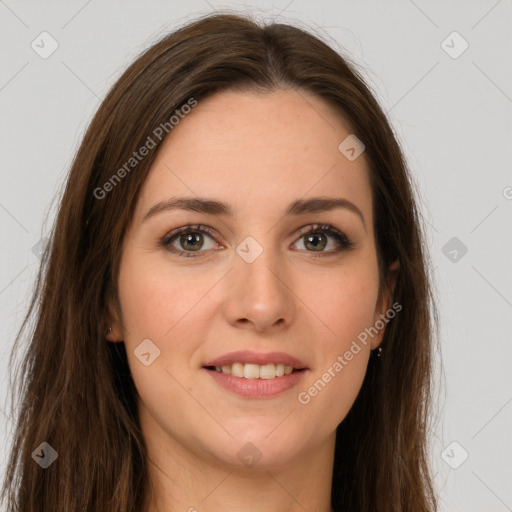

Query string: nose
[222,243,296,333]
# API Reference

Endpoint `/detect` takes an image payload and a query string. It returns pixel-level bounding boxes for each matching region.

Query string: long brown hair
[1,12,438,511]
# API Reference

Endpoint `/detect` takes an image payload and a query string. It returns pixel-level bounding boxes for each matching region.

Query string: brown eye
[292,223,354,255]
[178,232,205,251]
[160,225,220,258]
[303,232,328,251]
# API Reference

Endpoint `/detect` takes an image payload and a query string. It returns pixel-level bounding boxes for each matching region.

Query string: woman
[1,12,438,512]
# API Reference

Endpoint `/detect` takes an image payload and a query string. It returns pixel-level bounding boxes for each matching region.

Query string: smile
[207,362,299,379]
[202,350,308,398]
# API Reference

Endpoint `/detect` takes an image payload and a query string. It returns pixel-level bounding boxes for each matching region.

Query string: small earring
[371,346,383,358]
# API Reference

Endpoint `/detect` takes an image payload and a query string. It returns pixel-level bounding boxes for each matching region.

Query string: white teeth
[244,363,260,379]
[231,363,244,378]
[259,363,276,380]
[213,362,299,379]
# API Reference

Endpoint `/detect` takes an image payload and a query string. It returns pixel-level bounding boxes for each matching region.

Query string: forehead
[134,89,373,225]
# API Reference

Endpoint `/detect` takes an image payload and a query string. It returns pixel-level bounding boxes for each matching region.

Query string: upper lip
[203,350,308,369]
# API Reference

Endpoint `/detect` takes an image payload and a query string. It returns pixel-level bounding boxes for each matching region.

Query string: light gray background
[1,1,511,510]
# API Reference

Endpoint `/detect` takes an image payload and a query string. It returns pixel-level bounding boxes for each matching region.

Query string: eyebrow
[143,196,366,229]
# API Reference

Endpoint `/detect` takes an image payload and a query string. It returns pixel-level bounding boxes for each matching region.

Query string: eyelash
[159,223,354,259]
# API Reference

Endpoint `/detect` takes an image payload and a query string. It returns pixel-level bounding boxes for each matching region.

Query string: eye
[159,222,354,259]
[160,224,221,258]
[291,223,354,255]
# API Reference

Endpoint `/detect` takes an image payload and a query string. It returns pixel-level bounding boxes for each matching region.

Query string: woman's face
[111,89,395,470]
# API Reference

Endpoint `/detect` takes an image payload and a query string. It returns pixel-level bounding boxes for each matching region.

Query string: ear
[371,259,400,350]
[105,301,124,343]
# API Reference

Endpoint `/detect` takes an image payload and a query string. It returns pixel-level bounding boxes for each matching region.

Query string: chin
[205,426,305,470]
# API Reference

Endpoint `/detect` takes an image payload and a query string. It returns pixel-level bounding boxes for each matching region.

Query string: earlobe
[105,298,124,342]
[105,323,123,343]
[371,259,400,351]
[105,325,115,342]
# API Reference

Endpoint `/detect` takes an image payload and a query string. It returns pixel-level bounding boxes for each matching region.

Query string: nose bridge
[223,235,294,331]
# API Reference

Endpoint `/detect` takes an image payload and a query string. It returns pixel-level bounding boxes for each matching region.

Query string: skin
[108,89,398,512]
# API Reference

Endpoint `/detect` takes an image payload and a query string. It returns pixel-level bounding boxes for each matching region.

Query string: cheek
[294,255,380,424]
[116,254,210,419]
[117,252,213,343]
[304,257,381,345]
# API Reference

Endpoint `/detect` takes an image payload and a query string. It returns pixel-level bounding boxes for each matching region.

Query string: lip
[202,350,308,369]
[203,367,308,398]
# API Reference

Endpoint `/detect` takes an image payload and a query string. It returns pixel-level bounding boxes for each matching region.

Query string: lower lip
[203,368,307,398]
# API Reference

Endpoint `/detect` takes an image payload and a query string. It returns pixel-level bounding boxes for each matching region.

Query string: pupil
[182,233,203,251]
[306,233,326,251]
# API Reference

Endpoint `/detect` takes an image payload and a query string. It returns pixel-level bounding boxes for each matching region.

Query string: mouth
[201,351,309,398]
[203,362,305,380]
